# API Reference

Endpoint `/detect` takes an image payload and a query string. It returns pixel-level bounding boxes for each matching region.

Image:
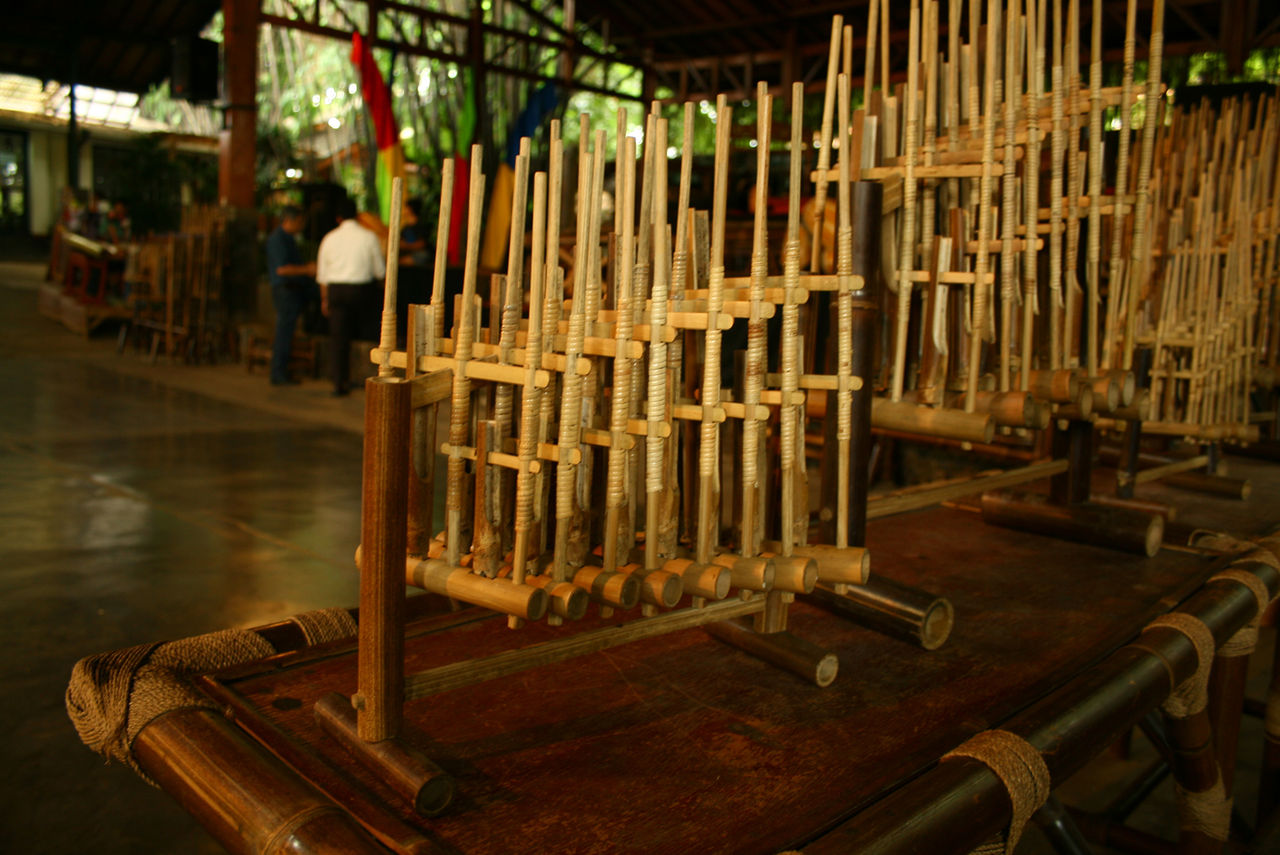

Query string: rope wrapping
[1211,562,1276,657]
[66,629,275,782]
[289,607,358,646]
[943,729,1051,855]
[1146,612,1215,718]
[1174,778,1231,842]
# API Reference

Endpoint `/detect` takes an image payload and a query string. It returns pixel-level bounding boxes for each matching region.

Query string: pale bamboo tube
[1048,0,1065,369]
[891,1,921,403]
[645,117,673,574]
[966,0,1000,412]
[999,0,1019,392]
[430,160,455,343]
[1027,368,1080,402]
[628,114,656,549]
[1022,0,1046,391]
[377,177,405,377]
[511,172,548,595]
[873,397,996,443]
[813,15,844,275]
[1123,0,1165,370]
[864,3,877,101]
[968,0,981,141]
[921,0,939,294]
[771,543,871,586]
[1063,0,1082,368]
[836,74,855,548]
[445,149,486,569]
[404,556,548,621]
[552,143,593,582]
[572,565,641,610]
[880,0,891,108]
[603,138,637,574]
[742,82,772,558]
[533,129,564,547]
[696,97,732,567]
[843,24,854,87]
[663,558,732,600]
[494,138,531,440]
[1085,0,1103,377]
[780,82,805,558]
[711,553,775,592]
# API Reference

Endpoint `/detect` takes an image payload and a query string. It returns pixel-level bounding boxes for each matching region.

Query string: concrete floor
[0,261,1274,854]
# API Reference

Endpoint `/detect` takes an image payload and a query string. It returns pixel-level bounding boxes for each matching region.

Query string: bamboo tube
[1085,0,1103,377]
[377,177,404,377]
[603,137,637,573]
[812,16,843,275]
[494,139,531,441]
[966,0,1000,410]
[971,389,1036,427]
[1123,0,1165,370]
[1022,0,1045,392]
[617,563,684,609]
[511,173,549,596]
[357,377,411,743]
[552,140,593,583]
[314,693,454,816]
[1161,471,1251,500]
[533,129,564,553]
[446,149,486,570]
[1027,368,1080,402]
[645,117,673,573]
[663,558,733,600]
[766,555,819,595]
[769,543,871,586]
[704,620,839,687]
[1063,0,1082,369]
[872,397,996,443]
[523,574,589,621]
[711,553,775,592]
[403,555,548,620]
[981,492,1164,557]
[741,82,772,558]
[808,576,955,650]
[1089,373,1122,413]
[696,98,732,567]
[1048,0,1065,369]
[780,82,806,556]
[999,0,1019,393]
[836,74,855,547]
[571,565,641,610]
[891,1,921,403]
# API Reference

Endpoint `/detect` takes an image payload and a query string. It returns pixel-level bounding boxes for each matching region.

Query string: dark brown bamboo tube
[802,559,1279,855]
[770,543,870,585]
[1054,384,1094,420]
[1207,652,1250,797]
[572,565,641,609]
[767,555,819,594]
[524,575,589,620]
[981,492,1163,557]
[711,553,775,591]
[806,576,954,650]
[1028,369,1081,403]
[1091,494,1178,521]
[1260,628,1280,827]
[314,693,454,817]
[1162,709,1225,854]
[704,618,838,687]
[1050,416,1095,506]
[665,558,732,600]
[402,555,548,620]
[820,180,881,547]
[133,709,386,855]
[358,376,410,743]
[1162,471,1251,500]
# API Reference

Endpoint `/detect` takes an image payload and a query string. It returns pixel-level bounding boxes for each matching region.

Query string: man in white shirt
[316,198,386,396]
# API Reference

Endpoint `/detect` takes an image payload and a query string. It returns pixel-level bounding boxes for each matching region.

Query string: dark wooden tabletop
[201,456,1273,855]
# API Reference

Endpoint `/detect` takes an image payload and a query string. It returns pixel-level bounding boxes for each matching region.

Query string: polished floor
[1,262,1274,854]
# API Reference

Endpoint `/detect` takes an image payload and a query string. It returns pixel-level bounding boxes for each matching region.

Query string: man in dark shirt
[265,206,316,385]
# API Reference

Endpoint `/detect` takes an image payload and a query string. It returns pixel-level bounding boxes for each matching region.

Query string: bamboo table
[122,458,1280,855]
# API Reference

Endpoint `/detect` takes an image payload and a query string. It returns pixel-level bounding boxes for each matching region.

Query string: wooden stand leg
[357,376,411,743]
[1050,418,1094,506]
[315,693,455,817]
[806,575,955,650]
[1163,708,1229,855]
[1117,347,1153,500]
[705,617,839,687]
[1258,627,1280,828]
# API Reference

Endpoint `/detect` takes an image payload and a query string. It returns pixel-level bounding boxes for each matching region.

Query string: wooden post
[357,376,411,742]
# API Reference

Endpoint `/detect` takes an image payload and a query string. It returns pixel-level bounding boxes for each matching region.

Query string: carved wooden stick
[966,0,999,411]
[604,138,637,574]
[377,177,405,377]
[495,138,532,440]
[781,81,806,558]
[445,148,486,569]
[1063,0,1082,369]
[1022,0,1045,391]
[836,73,855,547]
[646,117,673,572]
[742,81,772,558]
[999,0,1019,392]
[891,0,920,403]
[696,96,732,567]
[534,128,564,552]
[1085,0,1103,378]
[1048,0,1066,370]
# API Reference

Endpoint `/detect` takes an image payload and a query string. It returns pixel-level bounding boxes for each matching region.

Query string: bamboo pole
[781,81,805,558]
[966,0,1000,411]
[813,16,844,275]
[836,73,855,547]
[741,81,772,558]
[603,138,637,574]
[1048,0,1066,369]
[645,117,673,572]
[1085,0,1103,378]
[377,177,405,377]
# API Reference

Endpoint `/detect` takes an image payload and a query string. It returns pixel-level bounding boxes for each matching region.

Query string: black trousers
[327,282,376,392]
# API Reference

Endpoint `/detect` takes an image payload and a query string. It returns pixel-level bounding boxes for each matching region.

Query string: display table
[71,458,1280,855]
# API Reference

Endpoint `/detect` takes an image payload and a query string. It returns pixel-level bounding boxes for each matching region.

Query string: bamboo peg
[377,177,405,377]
